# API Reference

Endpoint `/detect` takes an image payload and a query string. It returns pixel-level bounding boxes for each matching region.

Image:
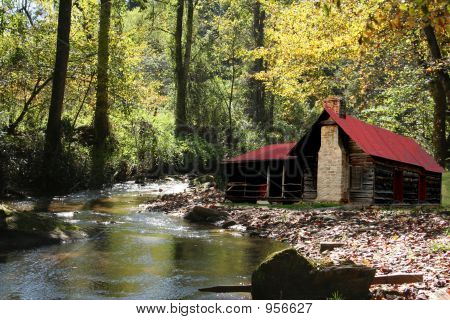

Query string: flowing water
[0,180,287,299]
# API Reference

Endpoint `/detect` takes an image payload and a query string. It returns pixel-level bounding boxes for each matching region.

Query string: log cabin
[223,97,443,205]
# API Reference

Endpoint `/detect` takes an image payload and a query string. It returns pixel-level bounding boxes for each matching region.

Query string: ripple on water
[54,211,75,218]
[1,180,288,300]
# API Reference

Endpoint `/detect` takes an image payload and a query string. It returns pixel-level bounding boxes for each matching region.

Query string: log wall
[426,173,441,204]
[403,170,419,203]
[303,155,318,200]
[374,164,394,204]
[373,160,441,204]
[348,140,375,203]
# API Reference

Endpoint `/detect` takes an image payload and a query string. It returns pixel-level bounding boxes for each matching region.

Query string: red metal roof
[223,109,443,173]
[224,142,297,163]
[325,108,444,173]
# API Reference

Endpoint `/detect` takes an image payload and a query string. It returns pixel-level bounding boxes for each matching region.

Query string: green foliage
[430,241,450,253]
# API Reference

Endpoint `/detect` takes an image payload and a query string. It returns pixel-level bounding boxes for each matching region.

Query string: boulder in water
[184,206,228,223]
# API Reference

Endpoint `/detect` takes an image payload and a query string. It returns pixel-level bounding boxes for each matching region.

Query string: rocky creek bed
[146,185,450,300]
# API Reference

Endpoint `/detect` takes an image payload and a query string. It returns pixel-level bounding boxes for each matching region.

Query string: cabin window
[350,166,363,190]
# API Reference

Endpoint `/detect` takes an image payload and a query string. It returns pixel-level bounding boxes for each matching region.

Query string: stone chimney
[316,114,348,203]
[323,96,346,118]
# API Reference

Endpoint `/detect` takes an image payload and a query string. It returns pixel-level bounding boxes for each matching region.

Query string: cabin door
[393,169,403,202]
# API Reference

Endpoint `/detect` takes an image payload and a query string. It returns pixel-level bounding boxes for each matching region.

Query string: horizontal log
[199,285,251,293]
[372,273,423,285]
[320,242,345,252]
[350,192,373,197]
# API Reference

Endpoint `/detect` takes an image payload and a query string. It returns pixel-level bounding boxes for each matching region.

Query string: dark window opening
[393,169,404,202]
[350,166,363,190]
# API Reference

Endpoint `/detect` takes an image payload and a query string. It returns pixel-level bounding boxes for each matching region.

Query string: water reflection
[0,180,288,299]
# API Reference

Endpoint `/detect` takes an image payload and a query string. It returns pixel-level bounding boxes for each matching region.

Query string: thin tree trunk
[174,0,194,137]
[184,0,194,75]
[227,61,236,149]
[72,73,95,130]
[175,0,186,136]
[91,0,112,188]
[7,76,52,135]
[68,72,95,153]
[249,1,266,126]
[42,0,72,192]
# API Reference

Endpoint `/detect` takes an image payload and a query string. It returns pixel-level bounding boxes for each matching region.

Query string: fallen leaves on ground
[145,188,449,300]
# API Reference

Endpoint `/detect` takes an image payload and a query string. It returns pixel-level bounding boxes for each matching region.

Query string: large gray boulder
[251,248,376,300]
[184,206,228,223]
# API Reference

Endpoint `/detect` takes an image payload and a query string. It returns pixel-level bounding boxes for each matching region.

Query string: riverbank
[146,186,450,300]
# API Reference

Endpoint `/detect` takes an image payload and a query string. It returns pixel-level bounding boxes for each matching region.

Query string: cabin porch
[224,158,303,203]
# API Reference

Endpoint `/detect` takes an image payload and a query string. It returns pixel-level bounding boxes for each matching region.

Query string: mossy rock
[0,211,87,251]
[251,248,376,300]
[251,248,316,299]
[184,206,228,223]
[4,211,79,233]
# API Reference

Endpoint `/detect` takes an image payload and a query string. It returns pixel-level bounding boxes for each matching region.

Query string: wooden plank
[371,273,423,285]
[199,285,252,293]
[320,242,345,252]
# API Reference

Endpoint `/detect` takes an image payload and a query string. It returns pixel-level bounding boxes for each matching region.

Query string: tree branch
[7,75,53,135]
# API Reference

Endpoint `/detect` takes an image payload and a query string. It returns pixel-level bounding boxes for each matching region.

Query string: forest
[0,0,449,303]
[0,0,448,195]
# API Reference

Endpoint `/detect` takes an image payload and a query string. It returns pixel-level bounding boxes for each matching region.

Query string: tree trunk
[431,78,447,167]
[249,1,266,127]
[174,0,194,137]
[91,0,112,188]
[42,0,72,192]
[184,0,194,78]
[423,25,450,102]
[423,24,449,168]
